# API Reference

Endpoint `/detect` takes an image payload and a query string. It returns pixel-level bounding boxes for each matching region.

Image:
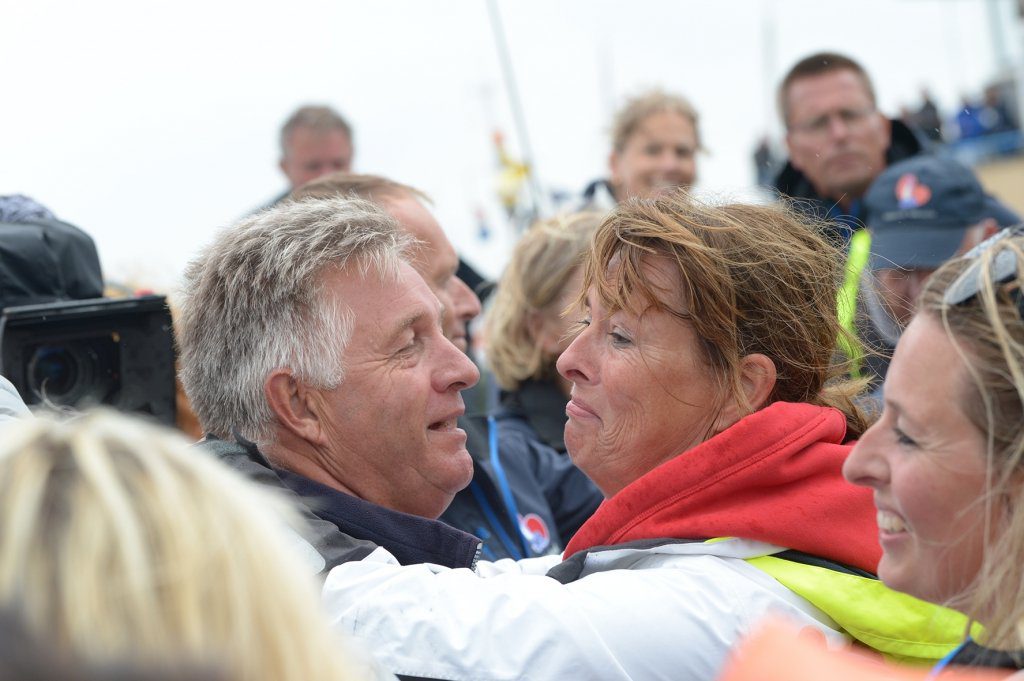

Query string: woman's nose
[557,329,591,385]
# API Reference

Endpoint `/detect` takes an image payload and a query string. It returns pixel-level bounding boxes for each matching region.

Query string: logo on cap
[895,173,932,209]
[519,513,551,554]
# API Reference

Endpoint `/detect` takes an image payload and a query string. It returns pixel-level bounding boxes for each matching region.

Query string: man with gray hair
[279,105,353,189]
[178,196,483,571]
[290,173,603,561]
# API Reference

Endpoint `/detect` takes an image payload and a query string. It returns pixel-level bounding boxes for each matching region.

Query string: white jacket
[322,538,844,681]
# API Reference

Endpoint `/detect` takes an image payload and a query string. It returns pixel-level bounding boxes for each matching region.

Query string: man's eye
[805,116,829,133]
[395,337,420,356]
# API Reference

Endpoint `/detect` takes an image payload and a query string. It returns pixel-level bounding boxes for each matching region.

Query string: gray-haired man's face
[280,126,353,190]
[312,261,479,518]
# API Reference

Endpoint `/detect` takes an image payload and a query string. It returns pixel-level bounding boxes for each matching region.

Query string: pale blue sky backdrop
[3,0,1019,291]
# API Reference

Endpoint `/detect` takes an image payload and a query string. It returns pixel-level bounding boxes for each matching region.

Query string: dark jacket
[946,640,1024,670]
[200,434,480,574]
[499,378,568,453]
[439,413,602,561]
[0,218,104,308]
[773,119,926,246]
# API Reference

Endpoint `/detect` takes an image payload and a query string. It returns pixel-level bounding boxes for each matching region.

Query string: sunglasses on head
[944,225,1024,316]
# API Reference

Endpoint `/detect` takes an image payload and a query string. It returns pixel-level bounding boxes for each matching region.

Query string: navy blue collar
[275,467,480,570]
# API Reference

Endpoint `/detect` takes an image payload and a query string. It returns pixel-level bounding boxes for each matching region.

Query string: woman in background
[486,211,602,453]
[581,89,701,210]
[845,229,1024,671]
[0,410,385,681]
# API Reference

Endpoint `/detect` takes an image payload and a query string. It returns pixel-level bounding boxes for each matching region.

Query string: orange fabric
[719,620,1003,681]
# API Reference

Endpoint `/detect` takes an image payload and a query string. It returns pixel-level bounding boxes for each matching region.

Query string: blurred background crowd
[5,0,1024,290]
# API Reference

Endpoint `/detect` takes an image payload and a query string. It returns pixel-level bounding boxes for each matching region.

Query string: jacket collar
[564,401,881,574]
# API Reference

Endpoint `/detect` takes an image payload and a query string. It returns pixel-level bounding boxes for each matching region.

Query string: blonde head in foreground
[0,410,363,681]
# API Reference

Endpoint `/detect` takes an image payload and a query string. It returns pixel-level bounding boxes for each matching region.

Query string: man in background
[257,104,354,210]
[773,52,926,247]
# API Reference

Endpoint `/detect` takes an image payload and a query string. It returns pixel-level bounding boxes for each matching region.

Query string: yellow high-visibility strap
[837,229,872,378]
[748,554,975,665]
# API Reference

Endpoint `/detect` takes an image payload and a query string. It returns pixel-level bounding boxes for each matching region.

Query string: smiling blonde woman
[845,228,1024,672]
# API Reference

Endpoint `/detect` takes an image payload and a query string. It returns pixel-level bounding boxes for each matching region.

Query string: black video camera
[0,296,176,424]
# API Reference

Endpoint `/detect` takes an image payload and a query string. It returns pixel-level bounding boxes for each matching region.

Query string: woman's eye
[571,318,592,332]
[609,331,632,346]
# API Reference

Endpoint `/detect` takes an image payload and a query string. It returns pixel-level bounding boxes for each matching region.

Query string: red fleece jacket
[564,401,882,574]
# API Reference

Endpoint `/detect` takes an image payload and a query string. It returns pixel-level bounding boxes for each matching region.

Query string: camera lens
[27,344,98,404]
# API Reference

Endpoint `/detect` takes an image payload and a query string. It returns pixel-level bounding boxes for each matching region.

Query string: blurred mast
[598,35,616,123]
[986,0,1010,71]
[987,0,1024,131]
[762,0,778,137]
[486,0,548,227]
[1018,0,1024,130]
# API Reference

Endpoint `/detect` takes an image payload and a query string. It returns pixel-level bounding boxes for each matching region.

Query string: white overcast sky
[3,0,1020,292]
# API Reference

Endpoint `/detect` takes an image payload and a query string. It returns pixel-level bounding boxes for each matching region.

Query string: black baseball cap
[865,155,1019,270]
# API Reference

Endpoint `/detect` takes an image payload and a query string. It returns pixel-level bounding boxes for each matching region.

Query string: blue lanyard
[487,414,531,558]
[468,479,523,560]
[928,638,970,678]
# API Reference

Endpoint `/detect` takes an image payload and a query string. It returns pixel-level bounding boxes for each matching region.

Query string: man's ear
[783,131,802,172]
[264,369,327,446]
[713,353,778,433]
[608,149,621,184]
[879,113,893,147]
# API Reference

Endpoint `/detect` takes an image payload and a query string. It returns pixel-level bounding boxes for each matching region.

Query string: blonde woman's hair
[583,192,869,438]
[918,234,1024,649]
[486,212,603,390]
[611,89,702,153]
[0,410,362,681]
